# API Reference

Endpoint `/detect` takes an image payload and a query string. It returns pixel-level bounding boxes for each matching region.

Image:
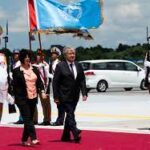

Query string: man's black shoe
[77,129,82,135]
[38,121,51,126]
[74,129,82,143]
[61,136,72,142]
[74,136,81,143]
[61,138,72,142]
[50,122,63,126]
[14,120,24,124]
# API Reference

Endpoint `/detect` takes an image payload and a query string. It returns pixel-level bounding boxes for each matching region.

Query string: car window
[92,63,107,70]
[124,62,137,71]
[106,62,125,70]
[80,62,91,71]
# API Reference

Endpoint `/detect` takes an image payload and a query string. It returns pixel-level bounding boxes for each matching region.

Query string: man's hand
[54,99,60,105]
[82,96,87,101]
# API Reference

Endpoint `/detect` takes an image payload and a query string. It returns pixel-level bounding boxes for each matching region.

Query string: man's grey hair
[63,47,76,55]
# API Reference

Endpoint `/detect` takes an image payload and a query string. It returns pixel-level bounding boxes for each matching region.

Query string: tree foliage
[1,43,150,63]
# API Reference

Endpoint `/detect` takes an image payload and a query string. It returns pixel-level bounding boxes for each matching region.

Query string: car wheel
[140,79,147,90]
[96,80,108,92]
[124,88,133,91]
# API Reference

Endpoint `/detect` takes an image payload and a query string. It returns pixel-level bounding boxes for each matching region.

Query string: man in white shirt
[33,52,51,125]
[144,50,150,90]
[49,47,65,126]
[12,49,21,69]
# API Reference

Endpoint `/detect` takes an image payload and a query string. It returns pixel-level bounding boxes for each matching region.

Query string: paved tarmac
[1,88,150,134]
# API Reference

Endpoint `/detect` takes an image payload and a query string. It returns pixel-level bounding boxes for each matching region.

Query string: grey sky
[0,0,150,51]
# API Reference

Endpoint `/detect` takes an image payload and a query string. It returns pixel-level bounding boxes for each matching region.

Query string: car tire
[140,79,147,90]
[96,80,108,92]
[124,88,133,91]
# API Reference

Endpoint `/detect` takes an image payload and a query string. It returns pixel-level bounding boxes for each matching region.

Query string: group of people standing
[0,46,87,146]
[11,47,63,126]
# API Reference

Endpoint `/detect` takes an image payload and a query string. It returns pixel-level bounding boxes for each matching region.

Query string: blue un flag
[34,0,104,30]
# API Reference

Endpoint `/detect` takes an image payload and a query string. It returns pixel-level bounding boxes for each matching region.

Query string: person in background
[144,50,150,91]
[0,52,14,121]
[0,53,7,121]
[49,47,65,126]
[52,47,87,143]
[10,49,23,124]
[33,51,51,125]
[11,49,21,69]
[12,50,47,146]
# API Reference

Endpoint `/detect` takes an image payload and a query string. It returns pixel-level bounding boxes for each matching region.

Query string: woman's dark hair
[19,50,31,64]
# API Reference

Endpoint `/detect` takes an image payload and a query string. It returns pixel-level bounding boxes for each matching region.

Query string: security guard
[49,47,65,126]
[33,51,51,125]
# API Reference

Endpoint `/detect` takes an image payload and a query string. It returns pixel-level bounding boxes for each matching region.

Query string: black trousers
[17,98,37,142]
[55,104,65,124]
[62,101,78,138]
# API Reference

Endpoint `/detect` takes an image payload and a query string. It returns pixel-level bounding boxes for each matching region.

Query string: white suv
[80,59,146,92]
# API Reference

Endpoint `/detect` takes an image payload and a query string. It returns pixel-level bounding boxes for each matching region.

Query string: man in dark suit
[53,47,87,143]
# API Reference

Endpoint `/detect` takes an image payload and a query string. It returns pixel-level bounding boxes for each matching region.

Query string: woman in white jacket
[0,53,14,121]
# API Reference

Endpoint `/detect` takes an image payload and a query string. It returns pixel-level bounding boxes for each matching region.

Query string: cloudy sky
[0,0,150,51]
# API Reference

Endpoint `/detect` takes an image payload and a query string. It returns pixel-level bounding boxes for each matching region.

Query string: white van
[80,59,146,92]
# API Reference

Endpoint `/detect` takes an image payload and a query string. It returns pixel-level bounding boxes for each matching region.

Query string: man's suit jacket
[12,66,44,105]
[53,61,87,103]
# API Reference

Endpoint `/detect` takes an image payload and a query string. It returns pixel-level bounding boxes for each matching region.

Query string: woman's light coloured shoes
[22,141,31,146]
[31,139,40,145]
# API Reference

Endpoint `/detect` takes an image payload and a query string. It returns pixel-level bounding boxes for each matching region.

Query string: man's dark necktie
[70,63,75,79]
